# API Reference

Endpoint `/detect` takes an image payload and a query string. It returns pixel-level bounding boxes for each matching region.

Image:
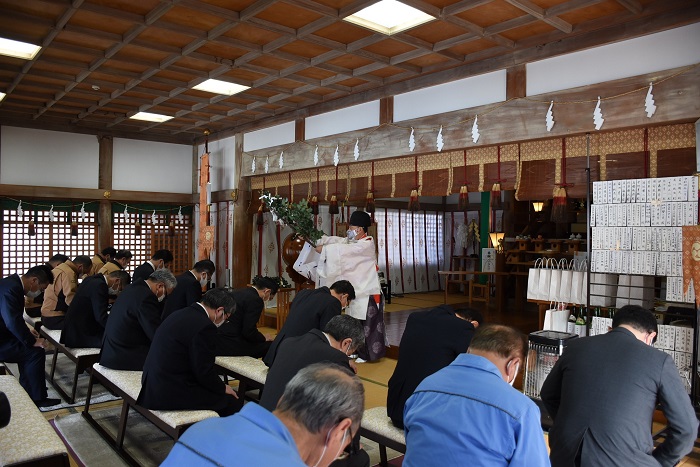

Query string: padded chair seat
[92,363,142,401]
[41,327,100,357]
[150,409,219,429]
[360,407,406,444]
[0,375,67,465]
[22,311,41,328]
[215,356,268,384]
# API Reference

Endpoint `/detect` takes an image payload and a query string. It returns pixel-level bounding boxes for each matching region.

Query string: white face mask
[26,287,42,299]
[312,427,348,467]
[200,274,208,287]
[108,287,120,296]
[508,362,520,387]
[157,288,167,302]
[346,229,357,240]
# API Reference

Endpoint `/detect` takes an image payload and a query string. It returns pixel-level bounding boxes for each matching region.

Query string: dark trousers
[216,339,271,359]
[216,393,245,417]
[42,315,65,330]
[0,343,47,401]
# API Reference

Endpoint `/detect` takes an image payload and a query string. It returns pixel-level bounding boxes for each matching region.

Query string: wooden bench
[359,407,406,467]
[215,356,268,401]
[0,375,70,467]
[40,327,101,404]
[82,363,218,466]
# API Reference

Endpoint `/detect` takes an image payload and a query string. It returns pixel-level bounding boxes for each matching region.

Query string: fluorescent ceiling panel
[130,112,174,123]
[0,92,5,102]
[193,79,249,96]
[343,0,435,35]
[0,37,41,60]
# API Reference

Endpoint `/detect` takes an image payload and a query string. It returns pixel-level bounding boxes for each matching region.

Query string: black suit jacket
[137,304,228,411]
[386,305,476,428]
[259,329,350,411]
[162,271,202,321]
[216,287,265,354]
[132,262,155,283]
[61,274,109,348]
[263,287,341,366]
[99,280,161,370]
[541,327,698,467]
[0,275,36,354]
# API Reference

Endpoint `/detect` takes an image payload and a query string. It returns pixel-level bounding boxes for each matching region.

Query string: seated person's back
[99,270,176,370]
[263,280,354,366]
[61,271,130,348]
[137,288,241,416]
[387,306,482,428]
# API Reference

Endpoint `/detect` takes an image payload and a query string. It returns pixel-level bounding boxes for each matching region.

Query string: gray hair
[276,363,364,434]
[148,268,177,289]
[324,315,365,352]
[108,270,131,286]
[201,288,237,316]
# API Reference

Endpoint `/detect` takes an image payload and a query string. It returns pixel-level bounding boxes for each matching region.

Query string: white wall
[306,101,380,140]
[199,135,237,192]
[244,121,295,152]
[394,70,507,122]
[527,22,700,96]
[0,126,99,188]
[113,138,192,193]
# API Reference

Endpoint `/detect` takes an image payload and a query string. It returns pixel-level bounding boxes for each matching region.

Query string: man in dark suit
[99,269,176,370]
[259,315,368,467]
[0,265,59,407]
[60,270,131,348]
[161,259,215,321]
[216,276,278,358]
[137,288,242,416]
[387,305,482,428]
[263,280,355,367]
[541,305,698,467]
[131,249,173,283]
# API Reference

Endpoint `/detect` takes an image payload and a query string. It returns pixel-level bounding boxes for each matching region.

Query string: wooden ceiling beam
[442,0,495,16]
[614,0,643,14]
[241,0,286,22]
[444,16,515,48]
[484,15,536,36]
[180,0,241,21]
[546,0,607,17]
[503,0,573,33]
[284,0,339,17]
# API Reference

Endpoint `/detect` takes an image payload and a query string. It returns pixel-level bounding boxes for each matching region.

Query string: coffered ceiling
[0,0,698,145]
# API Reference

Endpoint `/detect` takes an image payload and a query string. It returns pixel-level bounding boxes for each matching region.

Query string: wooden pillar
[506,64,526,100]
[380,97,394,125]
[295,119,305,141]
[232,133,253,288]
[97,135,113,251]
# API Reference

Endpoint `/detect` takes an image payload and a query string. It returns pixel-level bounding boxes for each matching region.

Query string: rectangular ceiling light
[193,79,250,96]
[343,0,435,35]
[130,112,174,123]
[0,37,41,60]
[0,92,5,103]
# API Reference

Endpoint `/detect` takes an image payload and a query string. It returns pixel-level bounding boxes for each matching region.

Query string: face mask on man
[200,274,208,287]
[108,286,120,296]
[26,287,42,299]
[158,287,167,302]
[508,361,520,387]
[346,229,357,240]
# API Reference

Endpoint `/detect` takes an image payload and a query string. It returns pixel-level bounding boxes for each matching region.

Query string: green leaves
[260,191,324,244]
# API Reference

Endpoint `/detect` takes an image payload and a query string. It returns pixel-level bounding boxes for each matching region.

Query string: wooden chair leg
[83,371,95,415]
[380,444,388,466]
[49,348,59,383]
[69,364,81,404]
[116,401,130,449]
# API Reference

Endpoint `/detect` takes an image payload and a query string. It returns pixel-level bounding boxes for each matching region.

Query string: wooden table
[438,270,508,311]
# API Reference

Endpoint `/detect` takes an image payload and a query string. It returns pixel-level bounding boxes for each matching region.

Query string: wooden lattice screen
[113,212,192,276]
[1,209,97,276]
